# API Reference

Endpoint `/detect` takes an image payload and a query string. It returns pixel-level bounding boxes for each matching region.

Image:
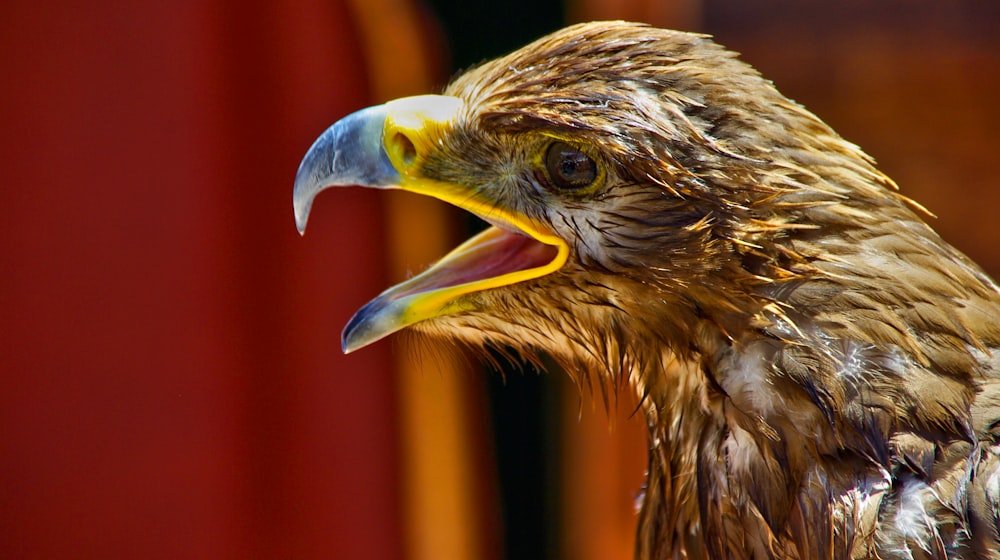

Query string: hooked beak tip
[293,198,310,235]
[291,103,402,236]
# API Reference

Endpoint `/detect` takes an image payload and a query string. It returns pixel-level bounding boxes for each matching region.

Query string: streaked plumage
[295,21,1000,560]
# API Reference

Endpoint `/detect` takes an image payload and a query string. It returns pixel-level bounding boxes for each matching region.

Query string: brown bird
[293,21,1000,560]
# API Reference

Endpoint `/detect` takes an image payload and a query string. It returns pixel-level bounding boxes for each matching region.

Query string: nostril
[392,132,417,166]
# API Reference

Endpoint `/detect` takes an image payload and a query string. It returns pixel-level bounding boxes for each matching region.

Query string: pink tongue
[391,228,558,299]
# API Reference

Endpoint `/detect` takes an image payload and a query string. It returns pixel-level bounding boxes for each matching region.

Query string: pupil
[546,142,596,190]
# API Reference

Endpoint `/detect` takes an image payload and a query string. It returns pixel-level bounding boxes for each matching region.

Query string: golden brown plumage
[294,21,1000,560]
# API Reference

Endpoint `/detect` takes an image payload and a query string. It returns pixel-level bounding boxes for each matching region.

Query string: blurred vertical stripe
[560,394,647,560]
[347,1,499,559]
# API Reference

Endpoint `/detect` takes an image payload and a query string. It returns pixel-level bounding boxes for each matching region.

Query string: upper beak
[293,95,464,234]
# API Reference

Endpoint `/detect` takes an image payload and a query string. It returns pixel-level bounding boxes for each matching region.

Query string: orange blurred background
[2,1,997,559]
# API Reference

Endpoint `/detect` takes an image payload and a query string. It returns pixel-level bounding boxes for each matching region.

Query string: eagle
[293,21,1000,560]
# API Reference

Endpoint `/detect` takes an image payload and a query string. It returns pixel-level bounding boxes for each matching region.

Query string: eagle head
[295,22,837,374]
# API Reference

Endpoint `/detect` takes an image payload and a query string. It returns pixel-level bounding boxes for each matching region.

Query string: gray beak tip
[291,104,399,236]
[293,196,310,235]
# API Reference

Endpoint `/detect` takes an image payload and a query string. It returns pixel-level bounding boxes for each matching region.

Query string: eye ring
[543,141,598,191]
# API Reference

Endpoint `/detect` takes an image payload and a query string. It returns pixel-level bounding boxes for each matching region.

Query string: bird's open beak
[294,95,569,353]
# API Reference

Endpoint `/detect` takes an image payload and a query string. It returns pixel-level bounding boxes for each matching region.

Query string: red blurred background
[1,2,401,558]
[2,1,997,559]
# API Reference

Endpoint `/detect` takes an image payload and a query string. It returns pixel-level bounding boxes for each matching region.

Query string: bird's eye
[544,142,597,191]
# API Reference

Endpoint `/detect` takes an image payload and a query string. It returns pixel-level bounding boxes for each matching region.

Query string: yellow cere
[383,95,465,173]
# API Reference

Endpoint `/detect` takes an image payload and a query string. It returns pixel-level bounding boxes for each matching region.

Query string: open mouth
[384,226,562,302]
[340,214,568,353]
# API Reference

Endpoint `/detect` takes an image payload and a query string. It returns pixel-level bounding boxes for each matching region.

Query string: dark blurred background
[2,1,997,559]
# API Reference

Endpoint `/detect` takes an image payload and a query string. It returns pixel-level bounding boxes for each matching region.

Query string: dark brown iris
[544,141,597,191]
